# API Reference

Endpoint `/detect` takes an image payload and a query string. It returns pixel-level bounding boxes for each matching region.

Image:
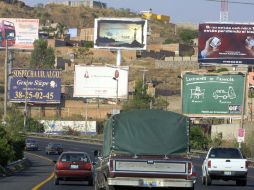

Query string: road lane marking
[25,152,55,190]
[31,172,55,190]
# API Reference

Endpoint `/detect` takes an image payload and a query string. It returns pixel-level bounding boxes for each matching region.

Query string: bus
[0,20,16,47]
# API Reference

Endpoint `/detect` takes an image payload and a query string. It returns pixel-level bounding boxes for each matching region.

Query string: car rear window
[60,153,89,162]
[208,148,242,159]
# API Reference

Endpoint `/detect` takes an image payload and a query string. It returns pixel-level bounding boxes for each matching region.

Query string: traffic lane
[0,152,54,190]
[28,137,99,190]
[193,157,254,189]
[29,136,101,161]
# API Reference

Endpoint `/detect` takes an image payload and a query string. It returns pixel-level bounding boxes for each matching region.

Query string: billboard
[74,65,129,99]
[182,72,246,117]
[9,69,61,104]
[94,17,147,50]
[198,23,254,65]
[40,120,97,135]
[0,18,39,50]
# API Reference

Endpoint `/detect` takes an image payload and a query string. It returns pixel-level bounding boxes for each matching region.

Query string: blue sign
[9,69,61,104]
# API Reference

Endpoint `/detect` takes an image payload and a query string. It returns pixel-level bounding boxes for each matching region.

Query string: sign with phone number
[9,69,61,104]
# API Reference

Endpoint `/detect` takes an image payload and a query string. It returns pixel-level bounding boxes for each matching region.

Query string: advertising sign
[182,72,246,117]
[40,120,96,135]
[74,65,129,99]
[94,17,147,50]
[9,69,61,104]
[237,128,245,143]
[0,18,39,49]
[198,23,254,65]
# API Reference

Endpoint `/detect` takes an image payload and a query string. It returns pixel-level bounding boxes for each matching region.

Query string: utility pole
[220,0,229,22]
[23,76,28,131]
[140,68,148,93]
[3,40,8,124]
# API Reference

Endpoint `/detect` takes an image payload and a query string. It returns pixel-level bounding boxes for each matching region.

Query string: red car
[54,151,94,185]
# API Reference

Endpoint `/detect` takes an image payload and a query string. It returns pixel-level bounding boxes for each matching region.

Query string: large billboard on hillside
[182,72,246,118]
[9,69,61,104]
[74,65,129,99]
[94,17,147,50]
[0,18,39,50]
[198,23,254,65]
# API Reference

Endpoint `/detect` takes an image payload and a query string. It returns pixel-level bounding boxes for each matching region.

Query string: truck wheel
[204,174,212,186]
[105,184,115,190]
[88,178,94,186]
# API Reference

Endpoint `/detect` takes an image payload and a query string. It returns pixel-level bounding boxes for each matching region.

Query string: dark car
[25,139,39,151]
[45,143,63,155]
[54,151,94,186]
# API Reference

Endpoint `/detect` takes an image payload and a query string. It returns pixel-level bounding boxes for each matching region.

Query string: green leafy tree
[30,39,55,69]
[190,126,209,150]
[179,28,198,45]
[123,81,153,110]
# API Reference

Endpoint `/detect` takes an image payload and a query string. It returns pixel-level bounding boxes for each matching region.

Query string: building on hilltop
[140,9,170,23]
[49,0,106,8]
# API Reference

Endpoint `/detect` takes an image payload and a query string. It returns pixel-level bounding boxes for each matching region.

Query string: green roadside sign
[182,72,246,117]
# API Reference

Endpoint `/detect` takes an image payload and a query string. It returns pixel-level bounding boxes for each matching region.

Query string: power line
[206,0,254,5]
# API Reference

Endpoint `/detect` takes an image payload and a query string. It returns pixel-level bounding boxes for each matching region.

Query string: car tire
[105,184,115,190]
[88,178,94,186]
[54,178,59,185]
[236,179,247,186]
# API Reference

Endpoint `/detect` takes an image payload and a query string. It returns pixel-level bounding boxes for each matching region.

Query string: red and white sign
[237,128,245,143]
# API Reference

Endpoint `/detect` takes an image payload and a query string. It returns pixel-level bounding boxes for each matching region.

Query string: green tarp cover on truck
[103,109,189,157]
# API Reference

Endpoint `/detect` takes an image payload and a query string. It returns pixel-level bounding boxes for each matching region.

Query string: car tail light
[208,160,211,168]
[84,163,92,170]
[56,162,64,170]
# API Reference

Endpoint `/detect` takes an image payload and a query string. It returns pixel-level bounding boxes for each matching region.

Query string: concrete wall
[211,123,240,140]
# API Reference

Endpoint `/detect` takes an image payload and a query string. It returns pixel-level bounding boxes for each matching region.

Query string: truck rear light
[109,159,114,171]
[208,160,211,168]
[191,171,197,177]
[188,162,192,173]
[246,161,249,169]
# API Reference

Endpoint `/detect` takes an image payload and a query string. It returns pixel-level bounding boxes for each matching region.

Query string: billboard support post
[3,40,8,125]
[23,76,28,131]
[116,49,121,66]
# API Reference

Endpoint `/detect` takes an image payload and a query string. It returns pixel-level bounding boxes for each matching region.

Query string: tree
[30,39,55,69]
[179,28,198,45]
[122,80,153,110]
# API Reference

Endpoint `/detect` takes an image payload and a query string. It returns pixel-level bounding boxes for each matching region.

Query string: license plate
[224,171,231,176]
[143,180,158,187]
[70,164,79,169]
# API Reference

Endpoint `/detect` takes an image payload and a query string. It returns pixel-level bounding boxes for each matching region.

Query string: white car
[202,147,248,186]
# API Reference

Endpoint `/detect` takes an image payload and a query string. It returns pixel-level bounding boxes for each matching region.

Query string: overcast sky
[21,0,254,24]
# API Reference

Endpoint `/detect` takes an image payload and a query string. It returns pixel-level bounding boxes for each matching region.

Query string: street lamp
[23,75,28,131]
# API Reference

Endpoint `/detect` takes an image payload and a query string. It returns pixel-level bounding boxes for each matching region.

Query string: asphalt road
[1,136,254,190]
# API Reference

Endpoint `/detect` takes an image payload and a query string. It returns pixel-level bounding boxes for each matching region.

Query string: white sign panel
[0,18,39,50]
[73,65,129,99]
[237,128,245,143]
[40,120,96,135]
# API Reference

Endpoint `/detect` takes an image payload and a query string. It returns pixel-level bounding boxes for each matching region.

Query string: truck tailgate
[209,159,247,172]
[114,159,188,174]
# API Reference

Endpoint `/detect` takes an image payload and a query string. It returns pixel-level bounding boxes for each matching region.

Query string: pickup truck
[202,147,248,186]
[94,109,197,190]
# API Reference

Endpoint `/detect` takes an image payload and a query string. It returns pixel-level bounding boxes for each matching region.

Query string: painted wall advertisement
[0,18,39,49]
[182,72,246,117]
[74,65,129,99]
[40,120,97,135]
[9,69,61,104]
[94,17,147,50]
[198,23,254,64]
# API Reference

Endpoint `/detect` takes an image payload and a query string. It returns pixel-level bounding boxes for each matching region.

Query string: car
[45,143,63,155]
[25,139,39,151]
[202,147,248,186]
[54,151,94,186]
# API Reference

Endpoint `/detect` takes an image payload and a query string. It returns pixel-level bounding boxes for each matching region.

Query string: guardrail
[26,132,103,145]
